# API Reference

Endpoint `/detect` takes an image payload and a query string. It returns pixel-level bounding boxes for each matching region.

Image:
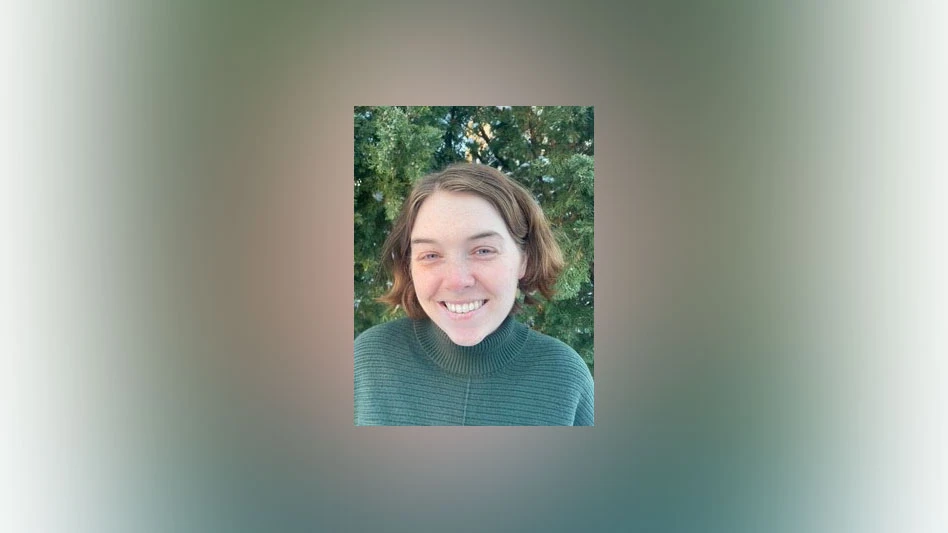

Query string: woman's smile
[440,299,488,317]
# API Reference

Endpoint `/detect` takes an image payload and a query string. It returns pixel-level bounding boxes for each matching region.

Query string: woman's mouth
[441,299,487,315]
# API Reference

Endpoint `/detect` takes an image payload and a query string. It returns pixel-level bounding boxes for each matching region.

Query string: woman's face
[409,191,527,346]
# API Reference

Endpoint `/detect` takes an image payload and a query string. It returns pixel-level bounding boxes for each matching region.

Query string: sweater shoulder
[521,326,593,383]
[354,318,415,360]
[518,326,595,426]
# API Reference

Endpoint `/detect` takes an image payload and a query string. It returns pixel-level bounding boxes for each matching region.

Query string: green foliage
[354,106,594,374]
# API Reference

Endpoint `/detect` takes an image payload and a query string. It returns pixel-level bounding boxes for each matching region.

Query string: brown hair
[377,163,564,319]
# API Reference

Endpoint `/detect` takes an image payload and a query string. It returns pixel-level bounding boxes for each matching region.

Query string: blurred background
[4,1,946,532]
[354,106,595,373]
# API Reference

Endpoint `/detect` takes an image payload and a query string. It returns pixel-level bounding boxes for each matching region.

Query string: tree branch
[476,122,515,171]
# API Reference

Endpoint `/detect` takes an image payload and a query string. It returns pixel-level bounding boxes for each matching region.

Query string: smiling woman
[354,164,594,426]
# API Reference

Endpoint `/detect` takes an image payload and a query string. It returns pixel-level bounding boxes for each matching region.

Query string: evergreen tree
[354,106,595,374]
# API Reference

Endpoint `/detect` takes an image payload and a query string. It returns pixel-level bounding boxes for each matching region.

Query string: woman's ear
[518,252,528,280]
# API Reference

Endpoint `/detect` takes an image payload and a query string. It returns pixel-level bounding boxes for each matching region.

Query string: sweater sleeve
[353,325,381,426]
[573,377,595,426]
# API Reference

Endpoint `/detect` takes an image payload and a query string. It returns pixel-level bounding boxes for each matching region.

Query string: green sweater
[354,315,594,426]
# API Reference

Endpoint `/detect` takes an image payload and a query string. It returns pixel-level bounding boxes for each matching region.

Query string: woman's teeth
[444,300,484,314]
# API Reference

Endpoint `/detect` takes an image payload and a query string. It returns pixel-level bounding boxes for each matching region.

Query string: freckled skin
[410,192,527,346]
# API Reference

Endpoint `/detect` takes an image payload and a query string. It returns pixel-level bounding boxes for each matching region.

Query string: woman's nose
[443,257,475,290]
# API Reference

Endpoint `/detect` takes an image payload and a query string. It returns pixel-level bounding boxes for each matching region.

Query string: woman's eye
[420,253,439,260]
[474,248,495,256]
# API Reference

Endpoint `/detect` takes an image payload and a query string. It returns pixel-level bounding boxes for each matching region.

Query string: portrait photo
[353,106,594,426]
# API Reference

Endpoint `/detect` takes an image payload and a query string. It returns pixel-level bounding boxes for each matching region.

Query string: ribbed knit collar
[413,315,528,376]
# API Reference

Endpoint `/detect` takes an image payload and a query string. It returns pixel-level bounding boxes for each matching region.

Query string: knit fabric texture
[354,315,594,426]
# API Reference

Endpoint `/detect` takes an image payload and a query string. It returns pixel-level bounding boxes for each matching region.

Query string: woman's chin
[444,328,486,347]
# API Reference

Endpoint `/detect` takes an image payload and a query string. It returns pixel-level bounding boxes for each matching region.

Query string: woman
[354,163,594,426]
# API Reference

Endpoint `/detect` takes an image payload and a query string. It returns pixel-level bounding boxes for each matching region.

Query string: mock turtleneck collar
[413,315,528,376]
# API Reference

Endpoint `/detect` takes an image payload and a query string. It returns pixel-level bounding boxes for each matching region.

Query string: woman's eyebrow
[411,231,502,246]
[467,231,502,241]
